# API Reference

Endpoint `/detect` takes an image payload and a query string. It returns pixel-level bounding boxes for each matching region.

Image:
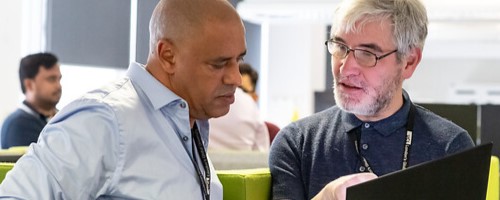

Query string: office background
[1,0,500,140]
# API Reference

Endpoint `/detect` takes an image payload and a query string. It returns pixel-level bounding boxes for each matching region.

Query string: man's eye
[337,45,348,51]
[358,50,374,57]
[211,62,226,69]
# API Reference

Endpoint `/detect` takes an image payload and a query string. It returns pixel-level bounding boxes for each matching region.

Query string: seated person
[239,63,259,101]
[1,53,61,149]
[209,63,270,152]
[240,63,280,144]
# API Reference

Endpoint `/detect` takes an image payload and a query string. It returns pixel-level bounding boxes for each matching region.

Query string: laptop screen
[347,143,492,200]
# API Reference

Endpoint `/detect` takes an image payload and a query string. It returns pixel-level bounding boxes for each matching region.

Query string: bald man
[0,0,246,199]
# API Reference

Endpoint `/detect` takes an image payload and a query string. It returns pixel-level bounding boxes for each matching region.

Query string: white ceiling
[237,0,500,24]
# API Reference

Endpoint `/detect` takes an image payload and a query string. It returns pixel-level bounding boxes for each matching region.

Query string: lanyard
[353,103,416,173]
[191,123,211,200]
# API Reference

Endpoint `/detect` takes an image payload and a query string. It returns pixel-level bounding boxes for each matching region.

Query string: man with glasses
[269,0,474,199]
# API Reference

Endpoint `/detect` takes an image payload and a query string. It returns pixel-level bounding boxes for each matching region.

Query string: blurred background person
[209,63,270,152]
[239,63,259,101]
[239,63,281,144]
[1,52,62,149]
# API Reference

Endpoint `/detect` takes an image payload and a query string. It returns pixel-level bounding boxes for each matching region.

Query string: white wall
[259,21,326,127]
[57,65,126,110]
[405,21,500,104]
[0,1,24,122]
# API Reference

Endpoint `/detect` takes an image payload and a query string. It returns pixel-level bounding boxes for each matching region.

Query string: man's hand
[312,173,377,200]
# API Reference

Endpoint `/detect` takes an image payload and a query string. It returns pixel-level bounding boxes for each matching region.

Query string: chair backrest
[481,105,500,158]
[417,103,478,143]
[265,121,280,145]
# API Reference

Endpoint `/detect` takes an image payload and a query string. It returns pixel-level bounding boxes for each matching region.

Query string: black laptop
[346,143,493,200]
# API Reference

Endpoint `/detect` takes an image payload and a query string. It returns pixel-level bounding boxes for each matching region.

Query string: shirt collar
[126,62,210,144]
[342,90,412,136]
[21,100,47,122]
[126,62,182,110]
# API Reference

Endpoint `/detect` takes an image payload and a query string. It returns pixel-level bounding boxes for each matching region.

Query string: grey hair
[330,0,428,57]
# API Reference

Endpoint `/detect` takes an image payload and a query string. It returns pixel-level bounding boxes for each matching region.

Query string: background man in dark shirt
[1,52,62,149]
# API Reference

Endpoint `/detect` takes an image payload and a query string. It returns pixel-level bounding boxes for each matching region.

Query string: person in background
[269,0,475,199]
[1,52,61,149]
[239,63,281,144]
[0,0,246,199]
[239,63,259,101]
[209,63,270,152]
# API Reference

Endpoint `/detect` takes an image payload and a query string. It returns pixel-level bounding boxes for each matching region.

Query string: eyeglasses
[325,39,398,68]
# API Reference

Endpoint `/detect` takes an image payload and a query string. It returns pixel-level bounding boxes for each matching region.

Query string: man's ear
[156,39,176,73]
[402,47,422,79]
[24,79,34,92]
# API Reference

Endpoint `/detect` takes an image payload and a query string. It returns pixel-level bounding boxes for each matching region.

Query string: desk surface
[0,148,26,163]
[0,154,22,163]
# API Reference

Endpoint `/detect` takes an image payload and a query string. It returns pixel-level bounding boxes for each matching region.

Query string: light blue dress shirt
[0,62,223,200]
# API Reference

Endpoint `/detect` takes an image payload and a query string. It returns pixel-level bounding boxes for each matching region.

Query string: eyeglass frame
[324,39,398,68]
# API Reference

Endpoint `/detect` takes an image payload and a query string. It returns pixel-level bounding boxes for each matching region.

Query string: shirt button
[364,123,370,128]
[362,143,369,150]
[359,166,366,172]
[180,102,186,109]
[182,136,189,141]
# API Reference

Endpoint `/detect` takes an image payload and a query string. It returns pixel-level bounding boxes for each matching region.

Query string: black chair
[417,103,478,144]
[481,105,500,158]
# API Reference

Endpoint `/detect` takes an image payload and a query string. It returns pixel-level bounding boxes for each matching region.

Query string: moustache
[335,76,364,88]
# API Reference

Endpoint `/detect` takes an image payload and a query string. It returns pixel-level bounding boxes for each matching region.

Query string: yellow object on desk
[487,156,499,200]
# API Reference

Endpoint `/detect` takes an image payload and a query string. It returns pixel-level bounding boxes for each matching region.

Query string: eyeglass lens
[327,41,377,67]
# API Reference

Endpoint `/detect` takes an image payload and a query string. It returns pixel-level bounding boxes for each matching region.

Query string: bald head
[148,0,241,55]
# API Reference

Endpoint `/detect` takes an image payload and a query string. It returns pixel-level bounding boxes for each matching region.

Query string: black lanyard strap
[401,103,416,170]
[352,103,416,173]
[191,123,211,200]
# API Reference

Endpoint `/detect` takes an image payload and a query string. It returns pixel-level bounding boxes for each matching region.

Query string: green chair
[0,162,15,184]
[217,168,271,200]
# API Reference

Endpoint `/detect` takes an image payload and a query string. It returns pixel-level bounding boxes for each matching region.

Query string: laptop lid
[346,143,493,200]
